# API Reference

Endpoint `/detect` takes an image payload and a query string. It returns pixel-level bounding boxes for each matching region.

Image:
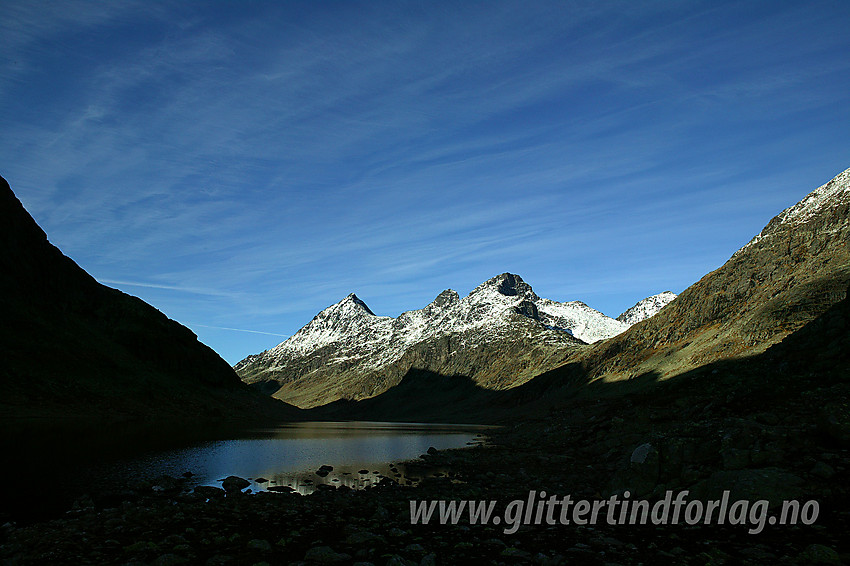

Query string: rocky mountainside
[616,291,677,325]
[0,175,295,421]
[237,273,673,408]
[583,166,850,382]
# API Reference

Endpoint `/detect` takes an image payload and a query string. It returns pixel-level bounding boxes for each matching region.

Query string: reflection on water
[1,420,489,520]
[109,421,487,495]
[262,462,446,496]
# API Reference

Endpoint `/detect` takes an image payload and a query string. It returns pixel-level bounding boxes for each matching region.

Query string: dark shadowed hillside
[0,175,298,422]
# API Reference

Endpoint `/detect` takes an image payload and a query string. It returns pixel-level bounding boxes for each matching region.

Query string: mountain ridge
[236,272,672,408]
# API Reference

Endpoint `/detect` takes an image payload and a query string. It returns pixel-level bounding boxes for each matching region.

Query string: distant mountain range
[239,166,850,412]
[235,272,676,408]
[0,175,295,421]
[4,164,848,424]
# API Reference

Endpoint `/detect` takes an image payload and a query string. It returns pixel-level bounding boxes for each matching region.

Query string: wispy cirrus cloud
[2,0,849,363]
[98,278,239,298]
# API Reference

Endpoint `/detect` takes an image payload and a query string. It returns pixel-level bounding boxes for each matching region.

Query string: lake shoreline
[0,420,488,527]
[2,369,847,565]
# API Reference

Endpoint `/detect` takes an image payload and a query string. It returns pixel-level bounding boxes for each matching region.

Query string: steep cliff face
[583,167,850,381]
[0,175,293,420]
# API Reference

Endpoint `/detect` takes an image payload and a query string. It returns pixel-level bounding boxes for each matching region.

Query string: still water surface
[91,421,486,494]
[3,420,488,520]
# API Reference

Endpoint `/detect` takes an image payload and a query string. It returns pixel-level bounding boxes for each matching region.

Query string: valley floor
[1,351,848,566]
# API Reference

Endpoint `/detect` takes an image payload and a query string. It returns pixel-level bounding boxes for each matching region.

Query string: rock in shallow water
[221,476,250,493]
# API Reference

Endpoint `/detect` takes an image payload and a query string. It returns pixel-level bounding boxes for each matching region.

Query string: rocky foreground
[2,362,848,565]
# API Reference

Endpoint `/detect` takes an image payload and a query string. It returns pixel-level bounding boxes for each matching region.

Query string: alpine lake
[2,420,490,522]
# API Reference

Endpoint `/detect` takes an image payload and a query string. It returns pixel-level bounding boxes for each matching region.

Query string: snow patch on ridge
[736,167,850,255]
[536,298,629,343]
[616,291,678,325]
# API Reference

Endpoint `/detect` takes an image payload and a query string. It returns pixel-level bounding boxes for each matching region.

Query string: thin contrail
[189,323,289,338]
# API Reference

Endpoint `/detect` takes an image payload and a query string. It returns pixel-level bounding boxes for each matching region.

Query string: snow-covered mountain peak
[778,166,850,226]
[317,293,375,319]
[617,291,678,325]
[268,292,382,356]
[237,273,687,406]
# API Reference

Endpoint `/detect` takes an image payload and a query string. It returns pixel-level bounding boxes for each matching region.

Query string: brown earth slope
[580,166,850,383]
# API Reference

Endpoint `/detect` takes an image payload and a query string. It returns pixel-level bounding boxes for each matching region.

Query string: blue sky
[2,1,849,364]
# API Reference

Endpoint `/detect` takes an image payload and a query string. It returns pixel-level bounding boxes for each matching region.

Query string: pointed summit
[341,293,375,315]
[267,292,383,357]
[430,289,459,309]
[473,273,539,301]
[311,292,376,323]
